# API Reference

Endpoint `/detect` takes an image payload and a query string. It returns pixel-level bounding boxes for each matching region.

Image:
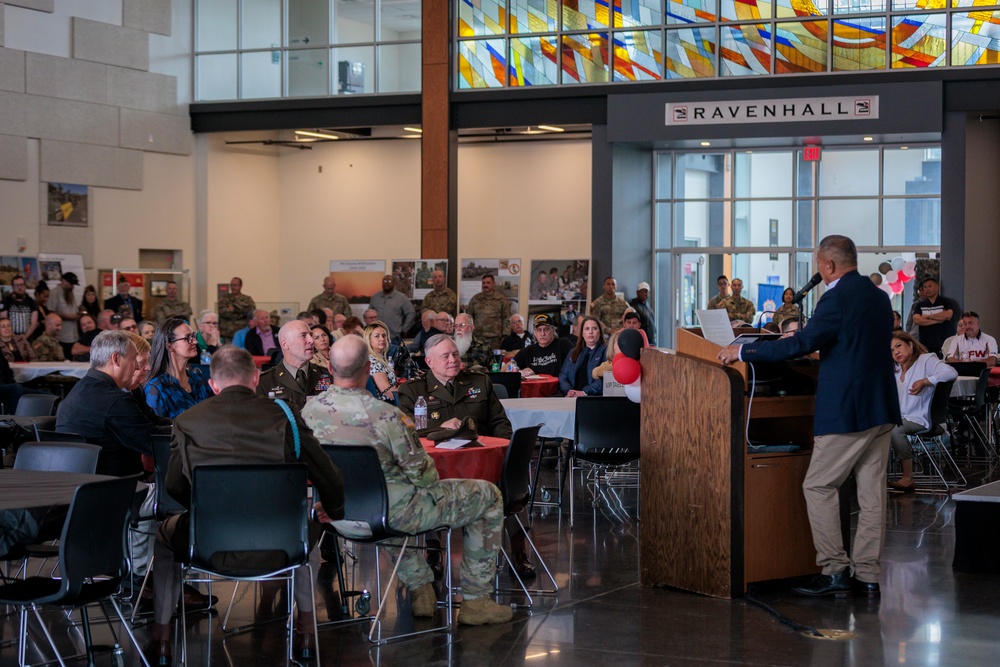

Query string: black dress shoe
[182,583,219,610]
[791,569,854,597]
[143,639,172,667]
[854,579,881,596]
[511,551,537,580]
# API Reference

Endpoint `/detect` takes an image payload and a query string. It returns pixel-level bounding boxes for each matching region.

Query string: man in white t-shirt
[946,311,997,368]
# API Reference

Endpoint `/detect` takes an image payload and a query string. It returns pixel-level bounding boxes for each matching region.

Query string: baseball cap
[637,281,650,292]
[61,272,80,286]
[533,314,556,328]
[110,314,123,325]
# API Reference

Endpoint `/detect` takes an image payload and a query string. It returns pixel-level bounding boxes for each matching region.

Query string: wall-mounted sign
[666,96,879,126]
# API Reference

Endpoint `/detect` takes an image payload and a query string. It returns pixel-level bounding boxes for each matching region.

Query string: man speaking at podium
[717,235,899,597]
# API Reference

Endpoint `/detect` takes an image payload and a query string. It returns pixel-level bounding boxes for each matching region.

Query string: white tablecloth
[501,397,576,440]
[11,362,90,384]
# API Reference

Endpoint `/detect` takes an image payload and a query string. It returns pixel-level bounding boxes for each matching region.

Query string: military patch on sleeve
[400,414,416,430]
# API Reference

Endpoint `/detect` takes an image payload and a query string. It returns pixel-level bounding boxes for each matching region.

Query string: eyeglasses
[121,324,138,332]
[202,320,219,326]
[170,333,198,344]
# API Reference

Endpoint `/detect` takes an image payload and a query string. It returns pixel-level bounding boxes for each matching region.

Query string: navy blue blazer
[558,342,607,396]
[740,270,900,436]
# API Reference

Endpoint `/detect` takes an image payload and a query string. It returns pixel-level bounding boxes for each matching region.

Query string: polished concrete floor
[3,462,1000,667]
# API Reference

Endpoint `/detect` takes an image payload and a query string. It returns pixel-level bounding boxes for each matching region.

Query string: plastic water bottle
[199,350,212,365]
[506,358,519,373]
[414,396,428,430]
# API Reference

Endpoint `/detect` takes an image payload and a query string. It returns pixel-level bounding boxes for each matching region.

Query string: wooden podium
[639,328,819,598]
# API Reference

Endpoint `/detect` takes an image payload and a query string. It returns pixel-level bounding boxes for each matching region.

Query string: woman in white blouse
[889,331,958,492]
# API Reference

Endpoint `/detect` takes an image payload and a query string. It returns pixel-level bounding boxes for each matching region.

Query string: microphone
[791,273,822,305]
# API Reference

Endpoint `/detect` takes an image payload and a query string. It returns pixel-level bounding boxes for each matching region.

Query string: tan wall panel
[0,47,25,92]
[23,93,118,145]
[0,133,28,180]
[40,139,143,189]
[120,108,192,155]
[123,0,172,36]
[6,0,54,12]
[0,90,27,135]
[72,18,149,71]
[107,66,177,113]
[26,52,108,104]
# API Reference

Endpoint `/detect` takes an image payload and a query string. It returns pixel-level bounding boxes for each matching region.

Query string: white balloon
[902,262,916,278]
[624,380,641,404]
[885,270,898,283]
[891,257,905,271]
[880,282,894,298]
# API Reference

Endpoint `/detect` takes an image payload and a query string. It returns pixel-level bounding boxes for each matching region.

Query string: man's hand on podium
[718,345,741,366]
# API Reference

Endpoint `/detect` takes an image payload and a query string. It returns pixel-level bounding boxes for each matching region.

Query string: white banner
[666,96,879,126]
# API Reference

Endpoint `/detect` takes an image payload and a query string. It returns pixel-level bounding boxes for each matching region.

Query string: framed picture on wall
[46,183,89,227]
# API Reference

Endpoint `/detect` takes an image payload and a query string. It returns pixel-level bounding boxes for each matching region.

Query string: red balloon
[890,279,904,294]
[612,356,641,385]
[899,271,912,283]
[612,352,625,364]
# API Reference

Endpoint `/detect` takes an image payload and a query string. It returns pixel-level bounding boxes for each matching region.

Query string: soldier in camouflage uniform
[421,269,458,317]
[217,277,256,339]
[706,275,730,310]
[153,281,193,323]
[302,335,513,625]
[307,277,353,317]
[719,278,757,324]
[589,277,630,335]
[465,274,511,349]
[32,313,66,361]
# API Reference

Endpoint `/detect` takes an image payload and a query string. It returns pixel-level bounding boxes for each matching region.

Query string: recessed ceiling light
[537,125,564,132]
[400,134,421,139]
[900,146,909,150]
[295,130,339,140]
[863,136,874,142]
[403,127,423,133]
[700,141,711,146]
[520,126,545,134]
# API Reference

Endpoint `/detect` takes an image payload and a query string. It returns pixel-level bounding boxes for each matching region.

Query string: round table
[421,435,509,483]
[500,397,577,440]
[10,362,90,384]
[519,374,560,398]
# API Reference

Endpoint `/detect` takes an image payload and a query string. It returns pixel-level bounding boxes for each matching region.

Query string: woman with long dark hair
[772,287,801,330]
[558,315,607,397]
[144,317,211,418]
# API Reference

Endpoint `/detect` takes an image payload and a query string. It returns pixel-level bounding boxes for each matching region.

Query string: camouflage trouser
[388,478,503,599]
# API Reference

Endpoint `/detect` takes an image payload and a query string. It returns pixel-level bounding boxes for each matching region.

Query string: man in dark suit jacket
[104,278,143,319]
[719,235,900,597]
[55,330,162,476]
[257,320,331,409]
[147,345,344,666]
[244,309,279,357]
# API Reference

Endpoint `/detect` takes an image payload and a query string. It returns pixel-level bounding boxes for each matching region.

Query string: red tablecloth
[252,355,271,368]
[519,374,560,398]
[990,366,1000,388]
[421,435,509,483]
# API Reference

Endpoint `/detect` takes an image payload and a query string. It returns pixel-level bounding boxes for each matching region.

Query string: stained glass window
[774,20,828,73]
[891,14,946,68]
[614,0,664,28]
[952,12,1000,66]
[563,0,611,30]
[510,0,558,34]
[458,39,507,88]
[666,27,717,77]
[832,0,886,13]
[720,0,774,22]
[561,32,610,82]
[775,0,829,18]
[892,0,945,10]
[666,0,717,24]
[459,0,506,37]
[832,17,887,70]
[510,35,559,85]
[720,24,772,75]
[613,30,664,80]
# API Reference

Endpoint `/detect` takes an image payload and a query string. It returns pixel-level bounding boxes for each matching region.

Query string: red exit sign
[803,145,822,161]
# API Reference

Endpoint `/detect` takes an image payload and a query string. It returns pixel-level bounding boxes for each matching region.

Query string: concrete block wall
[0,0,189,196]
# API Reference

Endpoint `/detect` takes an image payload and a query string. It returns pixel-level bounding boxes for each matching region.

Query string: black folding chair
[321,444,453,645]
[488,372,522,399]
[910,380,967,491]
[180,464,315,665]
[495,424,557,606]
[948,369,996,470]
[0,476,148,667]
[570,397,641,528]
[14,442,100,474]
[33,428,87,443]
[13,394,59,417]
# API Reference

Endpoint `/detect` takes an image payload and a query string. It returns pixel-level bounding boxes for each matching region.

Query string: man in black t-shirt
[2,276,37,336]
[912,276,960,355]
[514,314,573,377]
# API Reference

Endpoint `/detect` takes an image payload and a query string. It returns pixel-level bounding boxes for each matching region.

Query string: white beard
[454,333,473,357]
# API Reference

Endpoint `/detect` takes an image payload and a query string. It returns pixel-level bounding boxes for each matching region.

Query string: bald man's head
[278,319,314,368]
[329,335,370,386]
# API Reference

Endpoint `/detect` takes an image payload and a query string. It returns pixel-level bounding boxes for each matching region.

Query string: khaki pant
[803,423,893,583]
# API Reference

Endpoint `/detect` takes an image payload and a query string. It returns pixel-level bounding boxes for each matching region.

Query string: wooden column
[421,2,455,264]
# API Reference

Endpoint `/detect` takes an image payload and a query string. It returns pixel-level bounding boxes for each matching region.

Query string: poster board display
[459,258,520,313]
[329,260,387,318]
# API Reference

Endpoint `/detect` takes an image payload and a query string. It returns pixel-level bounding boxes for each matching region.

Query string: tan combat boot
[411,583,437,618]
[458,596,513,625]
